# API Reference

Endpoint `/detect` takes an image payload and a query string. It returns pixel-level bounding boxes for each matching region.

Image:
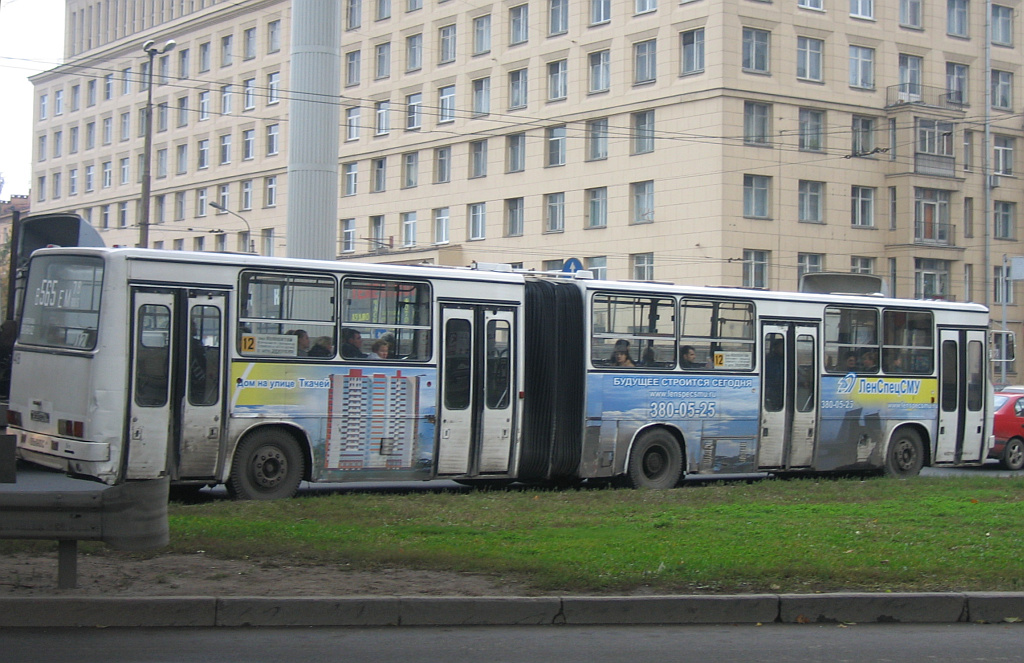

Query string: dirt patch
[0,552,548,597]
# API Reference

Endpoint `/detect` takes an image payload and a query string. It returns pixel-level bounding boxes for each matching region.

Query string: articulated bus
[7,248,992,498]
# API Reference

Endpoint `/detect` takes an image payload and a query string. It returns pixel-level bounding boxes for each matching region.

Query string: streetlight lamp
[137,39,176,248]
[209,201,255,253]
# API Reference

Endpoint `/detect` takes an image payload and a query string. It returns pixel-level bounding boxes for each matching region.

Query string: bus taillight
[58,419,84,438]
[6,409,21,427]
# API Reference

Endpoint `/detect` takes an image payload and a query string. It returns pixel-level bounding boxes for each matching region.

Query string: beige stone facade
[31,0,1023,378]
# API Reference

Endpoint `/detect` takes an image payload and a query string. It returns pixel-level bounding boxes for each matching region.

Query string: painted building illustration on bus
[324,369,421,470]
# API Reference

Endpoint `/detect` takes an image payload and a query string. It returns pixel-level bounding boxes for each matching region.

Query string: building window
[545,192,565,232]
[196,188,208,217]
[632,180,654,224]
[434,207,450,244]
[243,27,256,60]
[197,139,210,169]
[798,180,824,223]
[241,180,253,211]
[510,5,529,45]
[506,133,526,172]
[914,188,951,243]
[375,43,391,79]
[266,124,280,155]
[377,0,392,21]
[742,28,770,73]
[268,20,282,53]
[548,60,568,101]
[401,212,417,247]
[220,134,232,164]
[850,0,874,19]
[848,46,874,89]
[743,250,769,288]
[946,63,968,104]
[403,151,419,187]
[265,176,278,207]
[995,201,1016,240]
[992,70,1013,109]
[587,187,608,228]
[915,258,950,299]
[340,219,356,253]
[634,39,657,84]
[470,140,488,177]
[506,198,524,236]
[851,256,875,274]
[435,146,451,182]
[439,24,457,64]
[947,0,969,37]
[589,50,610,92]
[472,78,490,116]
[346,107,360,141]
[899,54,923,99]
[346,0,363,30]
[243,78,257,109]
[632,110,655,154]
[798,253,824,278]
[509,69,528,109]
[851,186,875,227]
[266,72,280,104]
[438,85,455,122]
[175,145,187,174]
[549,0,569,35]
[992,5,1013,46]
[995,266,1014,304]
[221,85,233,115]
[546,125,566,166]
[375,100,391,134]
[852,116,876,155]
[242,129,255,160]
[469,203,486,239]
[995,135,1015,175]
[797,37,823,82]
[917,119,954,157]
[744,102,771,146]
[221,34,234,67]
[900,0,922,27]
[372,157,387,191]
[681,29,704,75]
[743,175,771,218]
[632,253,654,281]
[586,118,608,161]
[344,162,358,196]
[591,0,611,25]
[346,51,361,86]
[473,15,492,54]
[585,256,608,280]
[406,34,423,72]
[406,92,423,129]
[798,108,824,151]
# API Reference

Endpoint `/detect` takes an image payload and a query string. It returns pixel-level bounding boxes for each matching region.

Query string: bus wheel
[1001,438,1024,471]
[884,429,924,478]
[625,430,683,489]
[228,430,305,500]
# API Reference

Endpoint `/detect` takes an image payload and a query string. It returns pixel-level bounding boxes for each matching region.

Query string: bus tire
[227,429,305,500]
[1001,438,1024,471]
[625,429,683,489]
[883,428,924,478]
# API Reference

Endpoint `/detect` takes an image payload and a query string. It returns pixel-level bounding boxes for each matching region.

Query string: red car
[990,392,1024,471]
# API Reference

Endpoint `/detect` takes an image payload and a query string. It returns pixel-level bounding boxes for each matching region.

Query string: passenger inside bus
[609,340,636,367]
[859,349,878,372]
[341,328,367,358]
[367,339,390,359]
[309,336,334,357]
[680,344,704,369]
[285,329,310,356]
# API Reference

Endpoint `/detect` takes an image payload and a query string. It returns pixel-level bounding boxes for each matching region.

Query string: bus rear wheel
[884,429,924,478]
[625,429,683,489]
[228,430,305,500]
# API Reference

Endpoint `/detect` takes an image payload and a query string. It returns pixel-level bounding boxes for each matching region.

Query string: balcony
[886,84,965,111]
[914,219,955,246]
[915,152,956,178]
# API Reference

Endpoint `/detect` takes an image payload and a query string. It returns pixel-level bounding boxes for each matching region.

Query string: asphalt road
[2,624,1021,663]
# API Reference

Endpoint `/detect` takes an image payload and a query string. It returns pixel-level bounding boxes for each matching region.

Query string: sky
[0,0,66,199]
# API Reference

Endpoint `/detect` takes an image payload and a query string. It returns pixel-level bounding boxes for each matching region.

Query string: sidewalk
[2,592,1023,627]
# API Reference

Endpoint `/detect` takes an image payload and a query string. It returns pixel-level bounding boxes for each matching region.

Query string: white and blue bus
[6,248,993,498]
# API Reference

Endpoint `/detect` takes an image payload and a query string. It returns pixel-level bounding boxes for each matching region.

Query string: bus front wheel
[883,429,924,478]
[625,430,683,489]
[228,430,306,500]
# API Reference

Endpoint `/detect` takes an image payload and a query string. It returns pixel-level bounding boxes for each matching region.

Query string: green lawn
[5,476,1023,594]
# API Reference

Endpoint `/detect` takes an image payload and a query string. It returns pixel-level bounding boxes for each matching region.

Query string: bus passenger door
[127,290,175,479]
[176,292,227,479]
[936,329,987,464]
[758,323,819,470]
[436,306,516,476]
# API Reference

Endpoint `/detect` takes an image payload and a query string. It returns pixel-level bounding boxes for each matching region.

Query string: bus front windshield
[20,255,104,350]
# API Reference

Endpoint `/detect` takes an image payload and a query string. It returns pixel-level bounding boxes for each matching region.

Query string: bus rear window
[20,255,103,350]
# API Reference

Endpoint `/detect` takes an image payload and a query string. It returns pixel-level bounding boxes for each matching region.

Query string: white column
[286,0,342,260]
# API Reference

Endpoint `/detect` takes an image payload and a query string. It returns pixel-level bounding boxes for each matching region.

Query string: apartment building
[31,0,1022,375]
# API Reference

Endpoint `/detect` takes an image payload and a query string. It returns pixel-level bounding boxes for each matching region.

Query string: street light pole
[137,39,175,248]
[209,201,255,253]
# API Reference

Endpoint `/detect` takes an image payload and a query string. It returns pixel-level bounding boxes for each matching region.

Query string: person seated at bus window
[639,346,657,367]
[286,329,310,356]
[609,339,635,368]
[680,344,704,369]
[883,349,904,373]
[340,327,367,358]
[842,351,859,372]
[859,349,878,373]
[308,336,334,357]
[367,339,390,359]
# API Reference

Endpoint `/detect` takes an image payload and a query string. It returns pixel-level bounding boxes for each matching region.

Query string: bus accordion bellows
[6,247,994,498]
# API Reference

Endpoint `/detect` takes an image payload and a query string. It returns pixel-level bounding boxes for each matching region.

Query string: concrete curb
[1,593,1022,628]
